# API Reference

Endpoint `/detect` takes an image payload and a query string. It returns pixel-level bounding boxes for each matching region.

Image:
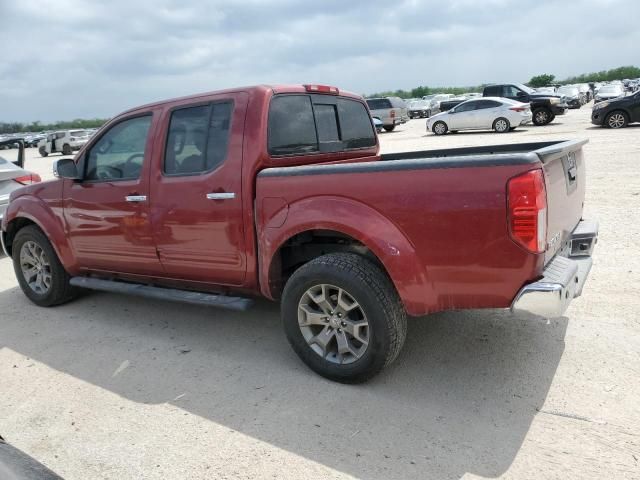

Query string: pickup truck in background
[365,96,408,131]
[483,83,568,126]
[1,84,597,383]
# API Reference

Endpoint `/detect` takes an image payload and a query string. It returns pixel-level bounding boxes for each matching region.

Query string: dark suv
[483,84,567,126]
[591,90,640,128]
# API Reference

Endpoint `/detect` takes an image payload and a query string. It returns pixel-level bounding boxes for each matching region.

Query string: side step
[69,277,254,311]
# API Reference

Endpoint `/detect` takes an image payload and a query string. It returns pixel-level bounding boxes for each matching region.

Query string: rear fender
[2,195,79,274]
[260,196,433,316]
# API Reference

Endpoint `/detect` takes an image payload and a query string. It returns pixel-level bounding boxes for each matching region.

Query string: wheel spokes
[299,305,328,327]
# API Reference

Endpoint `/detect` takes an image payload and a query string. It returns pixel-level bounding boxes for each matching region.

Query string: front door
[149,92,248,286]
[63,113,164,276]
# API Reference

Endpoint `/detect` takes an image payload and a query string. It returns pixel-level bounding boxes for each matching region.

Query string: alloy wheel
[608,113,626,128]
[20,241,52,295]
[297,284,370,365]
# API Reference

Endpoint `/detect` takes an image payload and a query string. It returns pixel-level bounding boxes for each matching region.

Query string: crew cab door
[63,112,164,275]
[149,92,248,286]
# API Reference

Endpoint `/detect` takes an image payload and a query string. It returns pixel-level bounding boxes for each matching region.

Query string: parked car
[407,100,430,118]
[483,84,567,125]
[372,116,383,133]
[426,97,531,135]
[427,94,454,116]
[365,97,408,131]
[1,84,597,383]
[594,84,625,104]
[38,130,90,157]
[576,84,592,103]
[556,85,582,109]
[591,89,640,128]
[0,139,41,222]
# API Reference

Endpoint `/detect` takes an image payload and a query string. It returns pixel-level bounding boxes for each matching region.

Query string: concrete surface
[1,105,639,479]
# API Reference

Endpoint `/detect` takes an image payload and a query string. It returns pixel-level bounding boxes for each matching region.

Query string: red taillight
[303,84,339,95]
[390,109,396,118]
[510,106,527,112]
[507,169,547,253]
[14,173,42,185]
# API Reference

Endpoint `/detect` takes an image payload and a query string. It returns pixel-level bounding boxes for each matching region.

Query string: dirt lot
[1,105,639,479]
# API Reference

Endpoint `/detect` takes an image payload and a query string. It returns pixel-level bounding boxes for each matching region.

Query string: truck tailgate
[535,139,588,264]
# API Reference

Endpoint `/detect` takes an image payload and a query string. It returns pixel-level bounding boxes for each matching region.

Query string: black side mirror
[54,158,81,179]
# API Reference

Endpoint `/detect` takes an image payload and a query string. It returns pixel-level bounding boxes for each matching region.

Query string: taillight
[390,109,396,118]
[14,173,42,185]
[510,106,527,112]
[507,169,547,253]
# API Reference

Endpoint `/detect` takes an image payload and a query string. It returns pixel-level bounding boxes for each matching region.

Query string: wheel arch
[259,196,434,316]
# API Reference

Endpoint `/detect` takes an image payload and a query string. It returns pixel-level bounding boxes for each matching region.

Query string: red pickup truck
[1,84,598,383]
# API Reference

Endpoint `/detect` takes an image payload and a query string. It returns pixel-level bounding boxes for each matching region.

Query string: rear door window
[338,99,376,149]
[475,100,502,109]
[366,99,392,110]
[484,86,500,96]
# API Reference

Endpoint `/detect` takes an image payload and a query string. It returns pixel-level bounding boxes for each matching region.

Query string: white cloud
[0,0,638,121]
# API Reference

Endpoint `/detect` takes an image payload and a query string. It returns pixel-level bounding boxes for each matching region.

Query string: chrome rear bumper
[511,220,598,318]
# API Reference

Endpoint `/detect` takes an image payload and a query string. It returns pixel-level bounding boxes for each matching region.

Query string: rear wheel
[606,111,628,129]
[281,253,407,383]
[532,107,552,126]
[62,143,72,155]
[383,125,395,132]
[432,121,448,135]
[493,117,510,133]
[39,147,48,157]
[12,226,79,307]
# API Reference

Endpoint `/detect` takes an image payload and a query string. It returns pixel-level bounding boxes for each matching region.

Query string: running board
[69,277,254,311]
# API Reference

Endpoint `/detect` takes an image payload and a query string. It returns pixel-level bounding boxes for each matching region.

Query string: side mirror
[53,158,81,180]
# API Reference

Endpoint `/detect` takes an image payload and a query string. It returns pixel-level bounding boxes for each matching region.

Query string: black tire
[62,144,72,155]
[432,121,448,135]
[281,253,407,384]
[39,147,48,157]
[509,127,517,131]
[605,110,628,129]
[383,125,395,132]
[12,225,79,307]
[532,107,553,126]
[493,117,510,133]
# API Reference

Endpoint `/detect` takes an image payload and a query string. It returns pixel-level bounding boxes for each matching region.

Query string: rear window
[269,95,376,156]
[366,98,392,110]
[484,86,500,96]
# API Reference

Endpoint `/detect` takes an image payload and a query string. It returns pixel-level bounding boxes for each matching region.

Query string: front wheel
[39,147,48,157]
[62,143,72,155]
[281,253,407,383]
[432,121,448,135]
[493,117,510,133]
[532,107,552,126]
[383,125,395,132]
[606,111,628,129]
[12,225,79,307]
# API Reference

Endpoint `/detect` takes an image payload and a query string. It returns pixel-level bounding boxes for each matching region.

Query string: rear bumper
[511,220,598,318]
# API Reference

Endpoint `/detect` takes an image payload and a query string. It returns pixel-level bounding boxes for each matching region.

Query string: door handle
[125,195,147,202]
[206,192,235,200]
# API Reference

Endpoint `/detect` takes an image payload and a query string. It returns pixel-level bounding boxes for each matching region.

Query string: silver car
[365,97,408,132]
[0,140,40,223]
[426,97,532,135]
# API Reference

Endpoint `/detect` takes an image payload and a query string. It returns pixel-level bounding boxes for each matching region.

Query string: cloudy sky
[1,0,638,122]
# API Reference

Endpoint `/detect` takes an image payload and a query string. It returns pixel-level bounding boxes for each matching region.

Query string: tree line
[366,65,640,98]
[0,118,109,135]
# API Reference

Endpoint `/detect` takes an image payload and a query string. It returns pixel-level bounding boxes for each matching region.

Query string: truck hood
[528,93,563,101]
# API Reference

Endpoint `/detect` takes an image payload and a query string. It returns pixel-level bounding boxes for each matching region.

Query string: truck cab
[483,83,567,125]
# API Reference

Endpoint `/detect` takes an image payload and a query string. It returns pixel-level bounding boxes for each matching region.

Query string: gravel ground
[1,104,639,479]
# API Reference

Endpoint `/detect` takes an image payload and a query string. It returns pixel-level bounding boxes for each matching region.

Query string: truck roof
[120,84,363,116]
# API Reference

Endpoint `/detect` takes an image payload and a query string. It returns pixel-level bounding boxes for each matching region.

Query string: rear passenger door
[474,100,503,128]
[149,92,248,286]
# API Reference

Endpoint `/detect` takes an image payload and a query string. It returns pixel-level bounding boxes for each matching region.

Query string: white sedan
[426,97,532,135]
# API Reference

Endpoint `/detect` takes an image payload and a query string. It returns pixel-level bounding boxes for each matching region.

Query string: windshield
[516,84,536,94]
[599,86,623,94]
[558,87,579,96]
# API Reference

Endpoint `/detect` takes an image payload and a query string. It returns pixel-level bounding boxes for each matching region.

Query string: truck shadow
[0,286,567,480]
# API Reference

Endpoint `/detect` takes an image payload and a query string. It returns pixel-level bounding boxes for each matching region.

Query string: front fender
[2,195,79,274]
[259,196,434,316]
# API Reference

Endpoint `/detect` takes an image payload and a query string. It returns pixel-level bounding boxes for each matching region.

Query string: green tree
[528,74,556,87]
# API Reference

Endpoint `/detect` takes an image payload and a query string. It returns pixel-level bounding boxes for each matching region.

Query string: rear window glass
[268,95,376,156]
[338,99,376,149]
[484,86,500,96]
[268,96,318,155]
[366,98,392,110]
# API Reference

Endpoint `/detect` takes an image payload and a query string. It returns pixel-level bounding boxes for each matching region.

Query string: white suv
[38,130,90,157]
